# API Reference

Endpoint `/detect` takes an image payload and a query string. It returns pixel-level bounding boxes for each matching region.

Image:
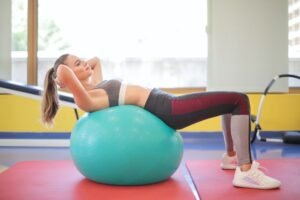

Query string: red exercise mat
[0,160,195,200]
[186,159,300,200]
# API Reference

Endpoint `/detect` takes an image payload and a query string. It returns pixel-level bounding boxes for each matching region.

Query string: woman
[42,54,281,190]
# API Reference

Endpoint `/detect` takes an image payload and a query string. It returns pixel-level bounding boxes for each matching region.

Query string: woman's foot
[233,161,281,189]
[220,153,237,170]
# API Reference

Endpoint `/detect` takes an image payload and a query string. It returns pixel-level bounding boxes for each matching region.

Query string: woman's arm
[87,57,103,85]
[56,64,102,112]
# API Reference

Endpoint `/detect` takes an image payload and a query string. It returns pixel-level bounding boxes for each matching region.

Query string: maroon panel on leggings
[171,92,249,115]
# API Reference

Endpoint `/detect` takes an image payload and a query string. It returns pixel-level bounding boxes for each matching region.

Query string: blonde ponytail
[41,54,69,126]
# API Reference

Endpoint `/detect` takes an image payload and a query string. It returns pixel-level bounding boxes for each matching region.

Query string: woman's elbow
[78,105,92,113]
[77,101,101,113]
[75,99,93,112]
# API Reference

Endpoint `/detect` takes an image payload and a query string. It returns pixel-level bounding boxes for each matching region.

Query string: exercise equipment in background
[251,74,300,144]
[0,79,79,119]
[70,105,184,185]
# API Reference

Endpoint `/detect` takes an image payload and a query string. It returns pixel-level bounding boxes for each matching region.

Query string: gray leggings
[144,89,252,165]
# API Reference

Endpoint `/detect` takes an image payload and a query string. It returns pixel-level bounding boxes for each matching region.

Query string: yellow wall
[0,93,299,132]
[0,95,80,132]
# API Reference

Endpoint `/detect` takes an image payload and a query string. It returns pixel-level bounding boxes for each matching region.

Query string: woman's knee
[233,93,250,115]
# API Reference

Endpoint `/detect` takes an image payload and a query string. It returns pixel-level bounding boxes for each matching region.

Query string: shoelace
[253,162,268,172]
[246,163,269,183]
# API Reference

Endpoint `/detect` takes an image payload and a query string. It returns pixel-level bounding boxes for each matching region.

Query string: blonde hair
[41,54,69,126]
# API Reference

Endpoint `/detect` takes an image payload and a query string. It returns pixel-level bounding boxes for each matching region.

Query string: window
[289,1,300,87]
[37,0,207,87]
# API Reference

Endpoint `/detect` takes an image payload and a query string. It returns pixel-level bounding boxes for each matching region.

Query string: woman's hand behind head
[55,64,75,88]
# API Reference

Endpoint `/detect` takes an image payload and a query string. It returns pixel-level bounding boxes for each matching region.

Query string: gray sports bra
[94,79,122,107]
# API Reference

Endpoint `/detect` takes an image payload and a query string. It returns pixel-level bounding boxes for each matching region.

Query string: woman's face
[64,54,93,81]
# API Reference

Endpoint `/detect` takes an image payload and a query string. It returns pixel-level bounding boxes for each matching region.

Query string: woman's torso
[87,79,151,109]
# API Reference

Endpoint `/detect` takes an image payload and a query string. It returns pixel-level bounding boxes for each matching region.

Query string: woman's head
[63,54,93,82]
[41,54,69,126]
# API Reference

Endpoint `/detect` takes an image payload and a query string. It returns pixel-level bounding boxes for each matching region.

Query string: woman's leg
[220,114,238,169]
[221,114,235,156]
[167,91,252,166]
[230,115,252,166]
[144,89,281,189]
[145,90,252,165]
[168,92,280,189]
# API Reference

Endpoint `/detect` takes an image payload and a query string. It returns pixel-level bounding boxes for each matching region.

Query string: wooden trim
[27,0,38,85]
[289,87,300,93]
[161,87,206,94]
[161,87,300,94]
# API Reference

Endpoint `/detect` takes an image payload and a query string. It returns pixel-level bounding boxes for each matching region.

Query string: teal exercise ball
[70,105,183,185]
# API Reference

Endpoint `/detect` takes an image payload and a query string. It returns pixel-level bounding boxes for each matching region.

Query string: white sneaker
[233,161,281,189]
[220,153,237,170]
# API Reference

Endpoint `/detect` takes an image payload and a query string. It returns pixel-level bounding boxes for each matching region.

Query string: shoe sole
[232,180,281,190]
[220,164,236,170]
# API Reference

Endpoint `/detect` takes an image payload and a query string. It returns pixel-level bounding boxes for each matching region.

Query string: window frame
[27,0,38,85]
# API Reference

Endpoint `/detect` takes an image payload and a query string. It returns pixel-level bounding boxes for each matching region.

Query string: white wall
[0,0,11,80]
[207,0,288,92]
